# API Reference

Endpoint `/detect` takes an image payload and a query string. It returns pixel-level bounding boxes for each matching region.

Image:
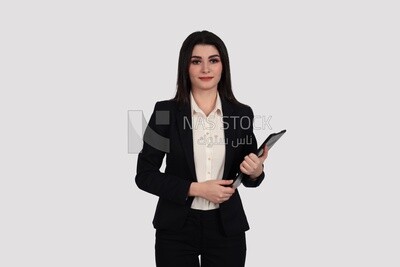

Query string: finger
[222,187,235,194]
[218,194,230,203]
[247,153,259,162]
[242,159,256,171]
[217,179,233,185]
[225,193,233,200]
[219,196,230,203]
[244,155,259,169]
[260,145,269,161]
[240,162,252,175]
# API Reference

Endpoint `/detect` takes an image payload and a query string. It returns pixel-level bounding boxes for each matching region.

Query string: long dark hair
[173,30,239,106]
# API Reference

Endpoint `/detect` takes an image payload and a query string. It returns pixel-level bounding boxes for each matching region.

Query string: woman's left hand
[240,145,269,180]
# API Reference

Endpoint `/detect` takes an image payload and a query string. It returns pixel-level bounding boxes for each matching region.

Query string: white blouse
[190,92,226,210]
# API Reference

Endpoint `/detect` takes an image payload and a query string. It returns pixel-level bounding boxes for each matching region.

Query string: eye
[191,60,201,65]
[210,58,220,64]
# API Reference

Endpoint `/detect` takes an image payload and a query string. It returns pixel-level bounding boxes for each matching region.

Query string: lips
[199,77,213,81]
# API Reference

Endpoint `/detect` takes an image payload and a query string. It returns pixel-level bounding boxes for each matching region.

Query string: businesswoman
[135,30,268,267]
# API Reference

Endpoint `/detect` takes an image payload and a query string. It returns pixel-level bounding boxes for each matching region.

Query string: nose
[201,62,210,73]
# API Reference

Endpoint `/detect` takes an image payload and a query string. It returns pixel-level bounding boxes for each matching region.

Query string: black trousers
[155,208,246,267]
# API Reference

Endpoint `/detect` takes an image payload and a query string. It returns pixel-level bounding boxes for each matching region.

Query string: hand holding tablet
[231,129,286,189]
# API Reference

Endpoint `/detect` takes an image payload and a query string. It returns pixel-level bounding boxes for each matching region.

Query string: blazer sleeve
[135,102,192,205]
[241,106,265,188]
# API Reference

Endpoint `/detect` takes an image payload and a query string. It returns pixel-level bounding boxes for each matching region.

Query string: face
[189,44,223,93]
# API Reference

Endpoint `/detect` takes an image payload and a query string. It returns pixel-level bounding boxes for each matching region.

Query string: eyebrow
[191,54,220,59]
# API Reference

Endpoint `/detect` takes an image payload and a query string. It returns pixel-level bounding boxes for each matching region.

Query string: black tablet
[231,129,286,189]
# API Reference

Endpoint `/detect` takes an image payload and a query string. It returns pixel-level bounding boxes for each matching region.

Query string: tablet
[231,129,286,189]
[257,129,286,156]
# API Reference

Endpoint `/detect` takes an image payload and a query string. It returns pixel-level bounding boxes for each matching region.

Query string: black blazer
[135,97,265,236]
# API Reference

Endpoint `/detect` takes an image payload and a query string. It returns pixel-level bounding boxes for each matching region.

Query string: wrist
[250,168,263,180]
[188,182,203,197]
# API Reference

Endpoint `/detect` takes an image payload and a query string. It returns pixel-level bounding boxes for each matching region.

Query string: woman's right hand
[189,180,235,204]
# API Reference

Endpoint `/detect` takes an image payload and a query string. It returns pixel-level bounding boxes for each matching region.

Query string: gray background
[1,0,399,266]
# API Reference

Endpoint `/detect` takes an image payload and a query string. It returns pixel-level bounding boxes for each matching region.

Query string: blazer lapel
[176,103,197,182]
[221,99,236,180]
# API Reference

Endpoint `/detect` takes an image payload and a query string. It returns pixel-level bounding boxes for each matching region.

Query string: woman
[135,30,268,267]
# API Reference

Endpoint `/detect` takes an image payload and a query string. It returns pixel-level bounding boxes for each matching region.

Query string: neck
[191,89,218,116]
